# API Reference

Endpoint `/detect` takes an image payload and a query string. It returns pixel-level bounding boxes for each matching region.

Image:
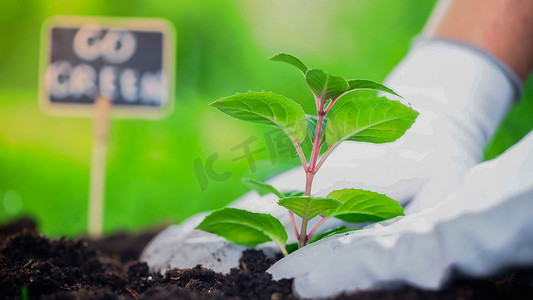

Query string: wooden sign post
[88,95,111,237]
[39,16,175,237]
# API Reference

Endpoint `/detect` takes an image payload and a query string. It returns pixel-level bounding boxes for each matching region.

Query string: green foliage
[271,54,401,101]
[285,242,299,254]
[308,226,361,243]
[305,72,402,101]
[242,178,304,198]
[202,52,414,253]
[484,84,533,160]
[210,91,307,144]
[281,191,305,197]
[306,69,349,100]
[242,178,283,198]
[347,79,401,98]
[278,196,341,220]
[327,189,404,223]
[325,96,418,146]
[21,287,28,300]
[269,53,308,74]
[196,207,287,248]
[308,225,345,243]
[306,114,327,145]
[22,258,34,269]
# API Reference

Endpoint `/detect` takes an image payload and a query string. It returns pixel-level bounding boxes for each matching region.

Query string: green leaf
[281,191,305,197]
[347,79,401,98]
[278,196,342,220]
[308,226,346,243]
[306,114,327,145]
[285,242,299,254]
[308,226,361,243]
[322,227,362,239]
[269,53,307,74]
[305,69,348,100]
[325,96,418,147]
[210,91,307,144]
[196,208,288,248]
[242,178,283,198]
[327,189,404,223]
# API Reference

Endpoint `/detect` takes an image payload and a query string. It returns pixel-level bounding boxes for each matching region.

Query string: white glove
[269,129,533,299]
[141,38,518,274]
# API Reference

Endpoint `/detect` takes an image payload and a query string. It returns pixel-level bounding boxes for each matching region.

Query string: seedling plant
[197,53,418,256]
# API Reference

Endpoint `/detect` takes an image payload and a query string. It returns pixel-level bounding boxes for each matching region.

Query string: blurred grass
[0,0,531,236]
[485,79,533,160]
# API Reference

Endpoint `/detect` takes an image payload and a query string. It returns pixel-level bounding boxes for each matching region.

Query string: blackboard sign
[39,16,175,118]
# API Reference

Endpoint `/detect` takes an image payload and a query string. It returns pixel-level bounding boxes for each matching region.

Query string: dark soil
[1,218,533,300]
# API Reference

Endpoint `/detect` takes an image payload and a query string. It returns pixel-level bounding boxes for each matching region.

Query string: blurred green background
[1,0,532,237]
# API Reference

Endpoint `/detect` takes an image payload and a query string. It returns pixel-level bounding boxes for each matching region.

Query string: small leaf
[308,226,346,243]
[347,79,401,98]
[281,191,305,197]
[325,96,418,147]
[305,69,348,100]
[242,178,283,198]
[308,226,361,243]
[306,114,327,145]
[327,189,404,223]
[269,53,307,74]
[210,91,307,144]
[196,208,287,247]
[321,227,362,239]
[278,196,342,220]
[285,242,299,254]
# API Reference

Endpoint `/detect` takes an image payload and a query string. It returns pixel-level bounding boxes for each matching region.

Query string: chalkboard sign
[39,16,175,118]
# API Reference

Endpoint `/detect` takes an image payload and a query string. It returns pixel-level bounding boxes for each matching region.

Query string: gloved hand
[268,129,533,298]
[141,38,518,274]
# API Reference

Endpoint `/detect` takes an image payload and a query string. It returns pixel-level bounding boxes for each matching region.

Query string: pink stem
[324,97,339,114]
[308,101,326,172]
[296,97,334,248]
[289,211,299,239]
[311,145,335,174]
[298,217,308,248]
[304,172,314,196]
[307,216,328,240]
[293,142,308,170]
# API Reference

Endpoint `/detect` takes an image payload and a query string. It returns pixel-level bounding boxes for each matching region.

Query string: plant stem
[304,172,314,195]
[297,99,327,248]
[312,145,336,174]
[324,97,338,114]
[296,97,336,248]
[277,242,289,257]
[307,216,327,240]
[298,218,309,248]
[293,142,308,170]
[308,101,326,172]
[288,142,307,241]
[289,211,299,238]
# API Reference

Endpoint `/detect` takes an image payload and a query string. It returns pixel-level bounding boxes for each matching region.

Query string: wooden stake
[88,96,111,237]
